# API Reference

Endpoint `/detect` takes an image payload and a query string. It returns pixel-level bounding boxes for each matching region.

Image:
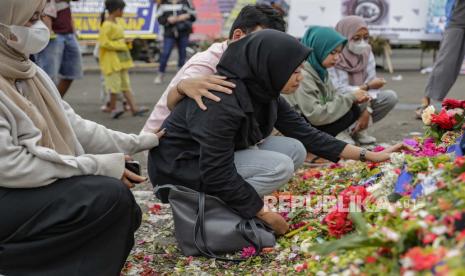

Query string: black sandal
[304,156,331,168]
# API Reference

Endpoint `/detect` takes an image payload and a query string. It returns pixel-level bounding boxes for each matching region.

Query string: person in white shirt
[328,16,398,145]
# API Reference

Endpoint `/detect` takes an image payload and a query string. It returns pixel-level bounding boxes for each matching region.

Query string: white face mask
[1,20,50,56]
[348,39,369,55]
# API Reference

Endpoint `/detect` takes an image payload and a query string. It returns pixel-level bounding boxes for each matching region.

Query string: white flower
[404,271,416,276]
[447,249,460,258]
[381,227,400,241]
[418,221,428,229]
[331,256,340,263]
[418,210,429,218]
[447,108,464,117]
[316,271,327,276]
[422,105,436,125]
[401,210,410,219]
[432,225,448,235]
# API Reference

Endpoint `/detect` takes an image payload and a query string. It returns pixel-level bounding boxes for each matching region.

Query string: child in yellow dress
[99,0,148,119]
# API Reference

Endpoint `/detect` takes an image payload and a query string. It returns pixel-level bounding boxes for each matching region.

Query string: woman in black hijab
[148,29,402,234]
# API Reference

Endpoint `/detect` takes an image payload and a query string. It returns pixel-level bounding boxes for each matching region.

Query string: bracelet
[359,148,367,162]
[176,82,185,96]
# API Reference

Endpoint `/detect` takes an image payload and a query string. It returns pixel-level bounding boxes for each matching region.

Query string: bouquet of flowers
[422,99,465,142]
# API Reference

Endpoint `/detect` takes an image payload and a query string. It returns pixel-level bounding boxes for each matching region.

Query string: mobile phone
[125,161,141,176]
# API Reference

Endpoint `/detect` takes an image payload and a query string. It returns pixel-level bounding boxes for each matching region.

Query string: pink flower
[295,262,308,272]
[373,146,386,152]
[422,233,437,244]
[241,246,256,258]
[458,172,465,183]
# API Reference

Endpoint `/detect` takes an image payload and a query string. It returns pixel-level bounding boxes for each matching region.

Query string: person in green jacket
[283,26,370,145]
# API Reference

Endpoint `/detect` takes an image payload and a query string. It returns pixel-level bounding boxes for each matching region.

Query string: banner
[71,0,159,40]
[191,0,224,40]
[288,0,446,41]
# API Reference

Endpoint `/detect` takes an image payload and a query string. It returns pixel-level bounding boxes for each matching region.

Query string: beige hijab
[0,0,76,155]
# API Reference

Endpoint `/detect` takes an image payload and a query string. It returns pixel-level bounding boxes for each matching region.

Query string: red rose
[365,256,377,264]
[323,211,353,238]
[431,110,457,130]
[442,98,464,109]
[339,186,371,208]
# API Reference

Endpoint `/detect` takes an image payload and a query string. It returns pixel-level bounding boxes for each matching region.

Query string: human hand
[257,209,289,235]
[121,169,146,188]
[178,75,236,110]
[154,128,166,139]
[167,16,177,24]
[352,89,370,104]
[353,110,371,133]
[367,78,386,90]
[177,14,190,21]
[367,143,413,162]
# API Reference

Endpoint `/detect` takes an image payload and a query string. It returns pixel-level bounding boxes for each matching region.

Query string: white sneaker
[336,130,356,145]
[153,73,163,84]
[353,130,377,145]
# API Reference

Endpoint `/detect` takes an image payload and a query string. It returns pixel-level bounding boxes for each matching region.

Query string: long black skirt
[0,175,142,276]
[314,105,361,137]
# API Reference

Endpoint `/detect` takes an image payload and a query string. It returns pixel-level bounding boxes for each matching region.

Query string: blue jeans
[35,34,83,84]
[158,35,189,73]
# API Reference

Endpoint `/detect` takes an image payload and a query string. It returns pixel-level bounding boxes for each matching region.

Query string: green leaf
[307,234,388,255]
[349,207,368,235]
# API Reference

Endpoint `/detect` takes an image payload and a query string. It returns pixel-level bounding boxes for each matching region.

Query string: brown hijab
[0,0,77,155]
[334,16,371,86]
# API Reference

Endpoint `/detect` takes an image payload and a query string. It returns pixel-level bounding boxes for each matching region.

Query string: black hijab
[216,29,311,147]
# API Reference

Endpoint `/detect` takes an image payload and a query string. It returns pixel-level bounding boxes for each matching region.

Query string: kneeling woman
[283,26,370,144]
[148,30,401,235]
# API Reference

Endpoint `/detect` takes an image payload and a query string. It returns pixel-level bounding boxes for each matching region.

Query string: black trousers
[0,176,142,276]
[314,105,361,137]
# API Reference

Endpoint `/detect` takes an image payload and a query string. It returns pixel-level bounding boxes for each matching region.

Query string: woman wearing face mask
[0,1,164,274]
[283,26,370,154]
[329,16,398,145]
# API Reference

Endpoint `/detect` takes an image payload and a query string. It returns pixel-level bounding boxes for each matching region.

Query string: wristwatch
[359,148,367,162]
